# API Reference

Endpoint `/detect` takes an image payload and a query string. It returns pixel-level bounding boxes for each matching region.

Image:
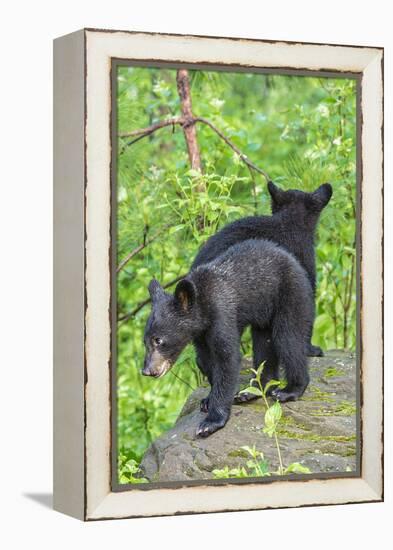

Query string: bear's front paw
[200,397,209,413]
[233,391,259,404]
[196,418,226,438]
[271,386,305,403]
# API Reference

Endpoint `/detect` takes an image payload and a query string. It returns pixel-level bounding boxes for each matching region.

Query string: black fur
[192,181,332,358]
[143,239,314,437]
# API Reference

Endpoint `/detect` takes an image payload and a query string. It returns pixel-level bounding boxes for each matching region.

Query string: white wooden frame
[53,28,383,521]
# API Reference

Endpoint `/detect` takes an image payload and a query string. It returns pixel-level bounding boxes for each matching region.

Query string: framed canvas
[53,28,384,521]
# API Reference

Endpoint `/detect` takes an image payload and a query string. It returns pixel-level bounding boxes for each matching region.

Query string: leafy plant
[212,444,309,479]
[212,466,250,479]
[118,454,148,484]
[241,445,270,477]
[239,363,311,476]
[212,445,269,479]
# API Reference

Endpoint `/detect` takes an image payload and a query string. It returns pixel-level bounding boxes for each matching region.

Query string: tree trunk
[176,69,204,187]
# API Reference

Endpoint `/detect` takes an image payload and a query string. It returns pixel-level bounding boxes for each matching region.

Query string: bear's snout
[141,364,153,376]
[142,352,171,378]
[141,356,156,377]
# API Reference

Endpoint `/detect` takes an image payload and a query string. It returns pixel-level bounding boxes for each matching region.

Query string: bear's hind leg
[308,343,323,357]
[234,327,279,403]
[271,320,309,403]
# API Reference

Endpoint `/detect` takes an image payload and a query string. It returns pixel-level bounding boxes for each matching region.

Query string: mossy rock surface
[140,350,357,482]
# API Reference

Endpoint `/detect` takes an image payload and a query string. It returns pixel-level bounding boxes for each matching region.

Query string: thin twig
[195,117,270,182]
[118,274,187,323]
[169,369,196,391]
[246,165,258,214]
[118,116,270,181]
[117,224,171,273]
[119,117,184,139]
[343,240,356,348]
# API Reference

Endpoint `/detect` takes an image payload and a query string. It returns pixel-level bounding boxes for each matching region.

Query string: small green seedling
[239,362,311,476]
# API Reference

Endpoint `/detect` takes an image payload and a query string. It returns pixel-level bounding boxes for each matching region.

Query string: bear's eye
[153,337,163,347]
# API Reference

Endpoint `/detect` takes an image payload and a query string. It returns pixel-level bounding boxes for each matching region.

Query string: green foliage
[239,362,311,477]
[118,454,148,484]
[212,443,310,480]
[242,445,270,477]
[212,465,250,479]
[263,401,282,437]
[283,462,312,475]
[116,67,356,483]
[212,445,270,479]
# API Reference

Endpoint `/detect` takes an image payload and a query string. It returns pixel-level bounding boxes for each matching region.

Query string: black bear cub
[192,181,333,358]
[143,239,314,437]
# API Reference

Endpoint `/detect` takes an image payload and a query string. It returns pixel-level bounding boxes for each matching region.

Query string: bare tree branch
[117,224,171,273]
[118,274,187,323]
[119,117,184,140]
[176,69,202,175]
[119,115,270,181]
[194,117,270,181]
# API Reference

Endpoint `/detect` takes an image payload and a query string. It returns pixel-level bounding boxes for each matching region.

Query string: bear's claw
[271,387,303,403]
[200,397,209,413]
[234,391,259,404]
[196,419,226,437]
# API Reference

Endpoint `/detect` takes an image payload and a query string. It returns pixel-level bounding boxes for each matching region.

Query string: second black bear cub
[143,239,314,437]
[192,181,333,357]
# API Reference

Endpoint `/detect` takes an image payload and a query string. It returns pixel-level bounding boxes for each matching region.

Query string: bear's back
[193,239,311,309]
[192,215,275,269]
[191,213,315,288]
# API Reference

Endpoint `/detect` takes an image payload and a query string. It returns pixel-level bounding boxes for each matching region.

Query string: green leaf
[263,379,281,394]
[255,459,270,476]
[240,445,259,458]
[168,225,185,234]
[263,401,282,437]
[284,462,311,474]
[256,361,266,380]
[239,386,262,397]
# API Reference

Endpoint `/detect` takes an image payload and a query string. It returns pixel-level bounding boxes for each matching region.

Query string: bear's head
[268,181,333,228]
[142,278,198,378]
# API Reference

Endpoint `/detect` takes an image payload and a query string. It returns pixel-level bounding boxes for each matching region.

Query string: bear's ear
[309,183,333,210]
[267,181,285,205]
[174,279,196,313]
[148,279,164,302]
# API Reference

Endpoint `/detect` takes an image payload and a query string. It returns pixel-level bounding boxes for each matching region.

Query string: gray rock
[140,351,357,482]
